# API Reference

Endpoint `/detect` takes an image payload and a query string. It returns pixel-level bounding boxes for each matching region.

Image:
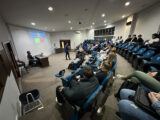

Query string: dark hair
[152,33,159,38]
[76,54,79,58]
[27,51,30,54]
[138,34,142,37]
[133,34,136,36]
[82,66,94,78]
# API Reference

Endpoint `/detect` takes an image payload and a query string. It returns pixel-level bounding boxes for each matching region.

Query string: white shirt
[145,38,159,45]
[73,58,80,64]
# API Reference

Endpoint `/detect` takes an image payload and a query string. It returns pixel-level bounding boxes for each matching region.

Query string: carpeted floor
[19,52,134,120]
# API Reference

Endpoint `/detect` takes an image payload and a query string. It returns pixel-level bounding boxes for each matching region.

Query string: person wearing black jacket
[56,66,99,106]
[137,34,144,45]
[124,35,132,43]
[130,34,137,43]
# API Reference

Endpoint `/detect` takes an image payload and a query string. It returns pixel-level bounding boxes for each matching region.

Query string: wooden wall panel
[0,49,11,102]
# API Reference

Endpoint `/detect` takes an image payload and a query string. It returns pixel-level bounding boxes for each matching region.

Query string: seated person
[117,71,160,92]
[17,59,28,72]
[124,35,132,43]
[117,89,160,120]
[56,66,99,106]
[130,34,137,43]
[145,33,159,46]
[95,50,107,66]
[27,51,39,66]
[137,34,144,45]
[95,51,116,84]
[73,54,81,64]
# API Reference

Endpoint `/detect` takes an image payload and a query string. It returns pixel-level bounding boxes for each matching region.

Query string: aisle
[101,54,135,120]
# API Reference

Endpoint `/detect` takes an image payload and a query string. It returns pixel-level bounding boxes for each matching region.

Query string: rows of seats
[116,42,160,90]
[56,40,117,120]
[65,58,117,120]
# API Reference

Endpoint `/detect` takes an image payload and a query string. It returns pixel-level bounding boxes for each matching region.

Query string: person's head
[110,45,114,50]
[152,33,159,39]
[120,36,123,39]
[76,54,80,58]
[138,34,142,38]
[128,35,131,38]
[27,51,31,55]
[108,53,116,62]
[132,34,136,38]
[111,47,116,53]
[82,66,94,79]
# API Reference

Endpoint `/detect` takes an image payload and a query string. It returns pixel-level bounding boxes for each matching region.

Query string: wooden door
[60,40,71,48]
[2,42,20,85]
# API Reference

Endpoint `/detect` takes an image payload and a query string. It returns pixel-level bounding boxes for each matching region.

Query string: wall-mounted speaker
[126,21,132,26]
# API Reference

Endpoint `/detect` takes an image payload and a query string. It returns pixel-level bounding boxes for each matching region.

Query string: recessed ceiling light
[48,6,53,11]
[68,20,71,24]
[31,22,36,26]
[125,2,130,6]
[101,13,105,17]
[122,15,125,18]
[70,27,73,30]
[104,20,107,23]
[52,29,55,31]
[92,22,95,25]
[104,24,107,26]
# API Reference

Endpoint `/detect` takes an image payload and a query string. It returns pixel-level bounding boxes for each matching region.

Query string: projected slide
[30,30,46,44]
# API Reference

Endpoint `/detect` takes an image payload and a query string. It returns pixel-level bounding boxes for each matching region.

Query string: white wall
[0,72,21,120]
[86,29,94,39]
[134,2,160,40]
[0,17,12,50]
[50,30,87,49]
[0,16,21,120]
[114,19,127,39]
[9,25,53,64]
[113,2,160,41]
[114,15,134,40]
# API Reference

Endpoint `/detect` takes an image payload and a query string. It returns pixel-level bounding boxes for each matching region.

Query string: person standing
[64,43,71,60]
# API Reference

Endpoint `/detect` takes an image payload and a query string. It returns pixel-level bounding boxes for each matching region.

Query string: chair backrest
[128,45,135,50]
[66,68,82,80]
[137,48,147,55]
[151,54,160,65]
[132,46,140,52]
[59,69,65,76]
[82,85,103,110]
[121,44,127,48]
[118,43,123,47]
[124,44,130,49]
[142,50,155,58]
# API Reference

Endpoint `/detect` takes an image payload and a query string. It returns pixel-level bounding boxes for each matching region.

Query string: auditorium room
[0,0,160,120]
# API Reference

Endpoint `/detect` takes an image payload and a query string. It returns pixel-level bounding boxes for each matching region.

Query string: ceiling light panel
[125,2,130,6]
[68,20,71,24]
[48,6,53,11]
[31,22,36,26]
[101,13,105,17]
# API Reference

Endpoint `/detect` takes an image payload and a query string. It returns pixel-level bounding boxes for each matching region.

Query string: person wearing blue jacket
[64,43,71,60]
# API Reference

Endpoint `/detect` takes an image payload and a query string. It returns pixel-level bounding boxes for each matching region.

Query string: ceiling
[0,0,159,32]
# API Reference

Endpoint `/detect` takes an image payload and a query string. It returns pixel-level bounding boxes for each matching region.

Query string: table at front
[35,56,49,67]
